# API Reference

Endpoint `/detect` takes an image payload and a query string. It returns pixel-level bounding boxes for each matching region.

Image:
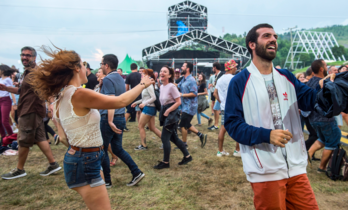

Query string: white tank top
[53,85,103,148]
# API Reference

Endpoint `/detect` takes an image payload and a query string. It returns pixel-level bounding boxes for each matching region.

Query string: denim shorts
[213,101,220,111]
[135,105,141,112]
[63,147,105,189]
[221,110,225,125]
[311,121,341,150]
[142,106,156,116]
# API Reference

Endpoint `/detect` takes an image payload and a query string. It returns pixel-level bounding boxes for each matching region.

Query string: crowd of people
[0,23,347,210]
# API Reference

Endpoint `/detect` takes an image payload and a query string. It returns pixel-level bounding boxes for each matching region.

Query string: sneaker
[54,135,60,145]
[40,162,62,176]
[199,134,207,148]
[178,156,193,165]
[145,126,149,130]
[134,145,148,150]
[13,128,18,134]
[217,151,230,157]
[154,161,170,169]
[127,172,145,186]
[317,168,327,174]
[208,118,213,126]
[105,181,112,188]
[208,125,219,131]
[159,144,163,149]
[233,150,241,157]
[124,127,129,132]
[2,168,27,180]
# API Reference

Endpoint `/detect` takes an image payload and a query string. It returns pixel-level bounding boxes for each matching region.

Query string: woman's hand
[164,109,171,117]
[131,103,137,108]
[139,104,145,109]
[140,75,155,88]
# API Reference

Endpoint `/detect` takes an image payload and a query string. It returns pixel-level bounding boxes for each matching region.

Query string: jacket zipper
[253,146,263,169]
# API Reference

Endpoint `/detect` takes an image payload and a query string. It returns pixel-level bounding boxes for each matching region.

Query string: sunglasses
[20,54,33,58]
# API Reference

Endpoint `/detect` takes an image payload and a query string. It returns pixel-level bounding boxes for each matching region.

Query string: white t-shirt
[215,74,234,111]
[0,77,13,97]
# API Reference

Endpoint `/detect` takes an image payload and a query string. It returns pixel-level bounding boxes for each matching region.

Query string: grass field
[1,108,348,210]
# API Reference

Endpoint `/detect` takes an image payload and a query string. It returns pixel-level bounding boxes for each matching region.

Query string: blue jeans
[100,115,141,182]
[196,112,210,125]
[310,120,341,150]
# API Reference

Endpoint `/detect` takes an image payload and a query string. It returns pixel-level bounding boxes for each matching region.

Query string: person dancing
[132,69,161,150]
[27,46,153,210]
[154,66,192,169]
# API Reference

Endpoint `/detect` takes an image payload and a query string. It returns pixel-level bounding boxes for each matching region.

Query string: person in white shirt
[213,60,240,157]
[0,65,15,138]
[132,69,161,150]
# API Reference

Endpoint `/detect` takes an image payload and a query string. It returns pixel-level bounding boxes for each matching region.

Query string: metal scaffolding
[284,31,344,69]
[167,0,208,38]
[142,29,251,67]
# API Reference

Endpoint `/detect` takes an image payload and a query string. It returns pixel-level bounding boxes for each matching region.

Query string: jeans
[44,119,56,140]
[196,112,210,125]
[100,115,141,182]
[0,97,13,137]
[63,147,105,189]
[161,123,189,162]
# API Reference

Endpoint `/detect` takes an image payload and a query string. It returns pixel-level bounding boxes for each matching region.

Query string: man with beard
[307,59,341,174]
[99,54,145,187]
[224,24,332,209]
[177,62,207,148]
[83,62,98,90]
[1,46,61,180]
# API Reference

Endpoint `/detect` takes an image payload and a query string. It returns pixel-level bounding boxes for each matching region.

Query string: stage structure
[167,0,207,38]
[284,31,346,69]
[142,1,250,76]
[142,30,251,75]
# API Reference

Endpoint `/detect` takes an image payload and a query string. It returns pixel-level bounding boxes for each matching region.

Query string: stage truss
[284,31,345,69]
[142,29,251,68]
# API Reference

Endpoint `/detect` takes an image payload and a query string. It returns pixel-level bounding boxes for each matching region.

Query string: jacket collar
[247,61,275,78]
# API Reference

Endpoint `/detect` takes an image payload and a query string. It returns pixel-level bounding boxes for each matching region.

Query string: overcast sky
[1,0,347,71]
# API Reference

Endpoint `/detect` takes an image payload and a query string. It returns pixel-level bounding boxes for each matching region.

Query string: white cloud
[93,49,104,61]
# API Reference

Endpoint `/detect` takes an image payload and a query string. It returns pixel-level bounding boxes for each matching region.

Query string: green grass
[1,109,348,209]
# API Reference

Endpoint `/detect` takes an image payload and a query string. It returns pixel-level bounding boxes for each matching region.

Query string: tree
[331,45,347,60]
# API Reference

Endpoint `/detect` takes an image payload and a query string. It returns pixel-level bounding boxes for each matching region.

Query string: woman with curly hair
[28,46,154,210]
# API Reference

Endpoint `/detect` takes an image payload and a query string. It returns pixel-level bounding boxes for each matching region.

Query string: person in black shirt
[83,62,98,90]
[125,63,142,125]
[196,73,212,126]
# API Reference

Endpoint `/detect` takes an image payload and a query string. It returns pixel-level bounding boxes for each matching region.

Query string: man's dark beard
[21,59,30,67]
[181,70,186,75]
[324,70,328,77]
[255,42,277,61]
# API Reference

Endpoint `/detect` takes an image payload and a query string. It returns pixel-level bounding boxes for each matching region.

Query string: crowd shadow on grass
[0,108,348,209]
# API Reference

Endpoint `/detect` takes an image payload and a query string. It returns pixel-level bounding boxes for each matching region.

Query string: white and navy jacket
[224,62,319,183]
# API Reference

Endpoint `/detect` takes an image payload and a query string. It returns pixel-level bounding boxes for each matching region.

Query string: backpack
[326,145,348,181]
[154,89,161,111]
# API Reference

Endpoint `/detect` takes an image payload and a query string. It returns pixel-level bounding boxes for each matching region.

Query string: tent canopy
[118,54,138,75]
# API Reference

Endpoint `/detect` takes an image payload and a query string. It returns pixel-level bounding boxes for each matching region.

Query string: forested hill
[219,24,348,68]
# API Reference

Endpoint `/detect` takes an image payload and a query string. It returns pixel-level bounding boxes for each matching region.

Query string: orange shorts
[250,174,318,210]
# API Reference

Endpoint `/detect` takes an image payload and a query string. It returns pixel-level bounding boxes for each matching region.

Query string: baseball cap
[83,61,92,70]
[175,68,180,73]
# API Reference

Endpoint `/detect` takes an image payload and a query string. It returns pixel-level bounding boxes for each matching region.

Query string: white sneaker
[233,150,241,157]
[217,151,230,157]
[13,128,18,134]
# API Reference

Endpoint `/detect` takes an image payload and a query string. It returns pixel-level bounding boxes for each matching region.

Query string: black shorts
[126,104,135,114]
[179,112,194,129]
[211,92,216,101]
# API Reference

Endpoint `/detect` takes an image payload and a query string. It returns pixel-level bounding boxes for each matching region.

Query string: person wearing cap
[214,60,240,157]
[174,68,183,84]
[83,62,99,90]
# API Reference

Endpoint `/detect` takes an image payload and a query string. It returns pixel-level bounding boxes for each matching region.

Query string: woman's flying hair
[28,45,81,101]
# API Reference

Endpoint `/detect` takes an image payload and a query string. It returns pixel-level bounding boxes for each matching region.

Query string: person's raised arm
[73,76,154,110]
[0,84,19,94]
